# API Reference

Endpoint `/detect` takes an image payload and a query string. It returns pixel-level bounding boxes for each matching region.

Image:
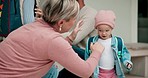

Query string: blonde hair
[41,0,79,25]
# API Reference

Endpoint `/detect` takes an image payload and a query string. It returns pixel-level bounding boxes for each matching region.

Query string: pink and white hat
[95,10,116,29]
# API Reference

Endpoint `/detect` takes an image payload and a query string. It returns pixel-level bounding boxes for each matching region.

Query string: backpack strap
[88,37,94,51]
[116,36,123,59]
[85,36,95,60]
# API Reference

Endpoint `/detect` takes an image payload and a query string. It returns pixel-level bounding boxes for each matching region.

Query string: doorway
[138,0,148,43]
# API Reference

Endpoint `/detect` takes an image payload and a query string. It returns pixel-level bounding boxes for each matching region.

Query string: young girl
[85,10,133,78]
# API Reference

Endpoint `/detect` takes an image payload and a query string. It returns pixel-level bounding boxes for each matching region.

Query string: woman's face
[96,24,113,40]
[61,17,76,33]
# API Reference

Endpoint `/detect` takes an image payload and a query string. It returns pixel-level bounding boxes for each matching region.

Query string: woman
[0,0,104,78]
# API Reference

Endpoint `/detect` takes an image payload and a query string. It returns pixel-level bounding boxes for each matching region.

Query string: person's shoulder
[80,6,97,17]
[112,35,121,38]
[115,36,123,40]
[111,35,122,40]
[112,36,125,44]
[87,6,96,11]
[82,6,97,12]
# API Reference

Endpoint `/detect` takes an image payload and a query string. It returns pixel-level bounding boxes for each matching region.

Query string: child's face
[96,24,113,40]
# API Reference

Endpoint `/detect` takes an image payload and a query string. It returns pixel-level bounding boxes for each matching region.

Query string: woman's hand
[90,42,104,54]
[68,20,83,42]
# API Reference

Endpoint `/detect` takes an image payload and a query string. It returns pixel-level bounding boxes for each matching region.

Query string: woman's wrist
[65,36,74,45]
[67,36,74,43]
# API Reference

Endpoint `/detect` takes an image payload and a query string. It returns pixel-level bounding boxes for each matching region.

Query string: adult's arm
[48,36,103,78]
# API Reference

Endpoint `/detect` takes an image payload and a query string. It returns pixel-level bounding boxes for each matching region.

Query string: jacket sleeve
[121,39,133,71]
[84,37,94,60]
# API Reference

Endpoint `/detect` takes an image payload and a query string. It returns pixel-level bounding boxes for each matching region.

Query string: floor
[126,74,145,78]
[56,62,146,78]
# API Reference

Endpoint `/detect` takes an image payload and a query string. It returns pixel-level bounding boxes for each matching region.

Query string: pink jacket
[0,19,101,78]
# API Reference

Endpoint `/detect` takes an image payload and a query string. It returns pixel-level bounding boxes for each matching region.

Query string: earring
[59,25,63,31]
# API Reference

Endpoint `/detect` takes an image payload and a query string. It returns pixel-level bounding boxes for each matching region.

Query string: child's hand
[35,8,43,19]
[126,63,132,69]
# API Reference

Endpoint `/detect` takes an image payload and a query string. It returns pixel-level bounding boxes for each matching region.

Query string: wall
[85,0,138,43]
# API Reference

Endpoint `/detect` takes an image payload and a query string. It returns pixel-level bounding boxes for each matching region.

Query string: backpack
[85,36,123,60]
[0,0,22,37]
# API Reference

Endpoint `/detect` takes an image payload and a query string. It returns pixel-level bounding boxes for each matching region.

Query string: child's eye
[106,30,109,32]
[99,30,102,32]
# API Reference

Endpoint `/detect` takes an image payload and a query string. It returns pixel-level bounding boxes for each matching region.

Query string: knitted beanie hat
[95,10,116,29]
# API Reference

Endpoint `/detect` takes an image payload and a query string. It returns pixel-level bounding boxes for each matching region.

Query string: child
[85,10,133,78]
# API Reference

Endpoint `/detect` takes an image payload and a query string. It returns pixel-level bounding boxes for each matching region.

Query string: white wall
[85,0,138,43]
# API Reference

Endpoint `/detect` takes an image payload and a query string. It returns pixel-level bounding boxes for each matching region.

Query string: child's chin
[101,37,108,40]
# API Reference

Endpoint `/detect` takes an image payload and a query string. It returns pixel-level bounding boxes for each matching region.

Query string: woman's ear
[57,19,65,26]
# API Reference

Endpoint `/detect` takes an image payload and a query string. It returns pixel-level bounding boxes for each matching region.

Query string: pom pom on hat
[95,10,116,29]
